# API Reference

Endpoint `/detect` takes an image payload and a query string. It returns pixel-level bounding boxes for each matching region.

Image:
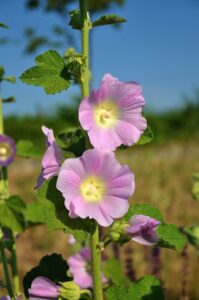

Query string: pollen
[94,100,119,128]
[80,176,106,203]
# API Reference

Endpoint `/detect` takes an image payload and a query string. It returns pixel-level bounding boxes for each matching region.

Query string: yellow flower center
[94,100,119,128]
[80,176,106,203]
[0,143,11,161]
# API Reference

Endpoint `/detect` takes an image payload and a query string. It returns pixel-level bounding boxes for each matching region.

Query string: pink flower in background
[35,126,63,189]
[79,74,147,151]
[126,215,161,246]
[28,277,60,299]
[57,149,134,227]
[0,134,16,167]
[68,248,107,289]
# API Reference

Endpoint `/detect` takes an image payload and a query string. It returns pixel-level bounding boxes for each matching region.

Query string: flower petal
[100,196,129,218]
[28,277,59,298]
[115,120,145,145]
[79,97,94,130]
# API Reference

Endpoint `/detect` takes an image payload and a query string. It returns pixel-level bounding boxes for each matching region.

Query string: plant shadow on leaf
[141,285,164,300]
[23,253,72,297]
[57,126,86,157]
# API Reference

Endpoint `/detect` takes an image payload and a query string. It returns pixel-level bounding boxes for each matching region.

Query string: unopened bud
[59,281,91,300]
[109,221,130,244]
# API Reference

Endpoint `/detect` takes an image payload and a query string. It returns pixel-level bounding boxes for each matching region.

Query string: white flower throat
[94,100,119,128]
[0,143,11,161]
[80,176,106,203]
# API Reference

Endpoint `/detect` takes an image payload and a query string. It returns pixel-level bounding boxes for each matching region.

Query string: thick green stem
[91,222,103,300]
[79,0,90,97]
[11,239,20,296]
[79,1,103,299]
[0,241,14,299]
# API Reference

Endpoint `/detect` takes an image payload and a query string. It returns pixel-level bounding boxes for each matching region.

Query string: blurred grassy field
[1,139,199,299]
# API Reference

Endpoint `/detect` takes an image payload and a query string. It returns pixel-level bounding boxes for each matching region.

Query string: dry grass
[1,141,199,299]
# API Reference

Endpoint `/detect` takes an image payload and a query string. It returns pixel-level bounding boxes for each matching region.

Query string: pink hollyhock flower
[28,276,60,299]
[35,126,63,189]
[79,74,147,151]
[57,149,134,227]
[68,248,107,289]
[126,215,161,246]
[0,134,16,167]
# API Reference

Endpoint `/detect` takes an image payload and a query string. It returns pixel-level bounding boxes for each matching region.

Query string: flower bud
[109,220,130,244]
[126,215,161,246]
[59,281,90,300]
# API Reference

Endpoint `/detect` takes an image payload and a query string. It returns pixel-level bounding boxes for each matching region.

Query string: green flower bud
[109,220,130,244]
[59,281,91,300]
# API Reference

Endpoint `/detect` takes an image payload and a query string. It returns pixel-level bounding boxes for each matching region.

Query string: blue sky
[0,0,199,115]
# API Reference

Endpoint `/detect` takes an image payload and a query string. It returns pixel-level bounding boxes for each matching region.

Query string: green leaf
[57,127,86,157]
[24,201,46,225]
[6,195,26,214]
[106,275,164,300]
[92,14,126,27]
[0,22,9,29]
[3,96,15,103]
[36,177,90,243]
[183,225,199,247]
[192,173,199,201]
[16,139,42,158]
[123,203,163,222]
[23,253,71,297]
[20,50,71,94]
[157,224,186,251]
[69,10,81,30]
[103,258,129,286]
[136,126,154,145]
[3,76,16,83]
[0,196,26,233]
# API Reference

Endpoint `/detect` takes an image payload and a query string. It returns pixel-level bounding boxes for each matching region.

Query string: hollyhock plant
[0,134,16,167]
[35,126,63,189]
[57,149,134,227]
[68,248,107,289]
[79,74,147,151]
[126,215,161,246]
[28,276,60,299]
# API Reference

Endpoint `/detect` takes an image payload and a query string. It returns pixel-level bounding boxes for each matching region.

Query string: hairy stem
[79,0,90,97]
[10,237,20,296]
[91,222,103,300]
[79,1,103,299]
[0,240,15,299]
